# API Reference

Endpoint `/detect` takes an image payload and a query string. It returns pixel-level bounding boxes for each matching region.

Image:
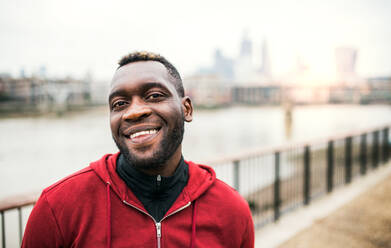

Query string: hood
[184,160,216,201]
[90,152,216,203]
[89,152,216,248]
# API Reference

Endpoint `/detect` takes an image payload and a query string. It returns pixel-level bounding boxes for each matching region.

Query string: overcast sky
[0,0,390,81]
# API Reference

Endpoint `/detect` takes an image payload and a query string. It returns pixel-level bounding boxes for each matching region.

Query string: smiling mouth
[126,127,161,144]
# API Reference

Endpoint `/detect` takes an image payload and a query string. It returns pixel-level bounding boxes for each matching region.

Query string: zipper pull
[156,222,161,238]
[157,175,161,189]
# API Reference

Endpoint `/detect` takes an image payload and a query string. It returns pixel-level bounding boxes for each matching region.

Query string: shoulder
[205,177,254,245]
[209,178,251,214]
[40,164,104,207]
[44,166,95,193]
[23,158,109,247]
[187,162,254,246]
[42,153,115,200]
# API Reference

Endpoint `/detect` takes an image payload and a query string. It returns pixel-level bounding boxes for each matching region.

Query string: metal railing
[209,125,390,228]
[0,125,390,247]
[0,193,38,247]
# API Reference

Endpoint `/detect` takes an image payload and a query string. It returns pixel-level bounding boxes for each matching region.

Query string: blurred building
[213,49,235,81]
[234,33,254,84]
[231,85,281,105]
[360,76,391,104]
[0,74,92,113]
[259,38,271,77]
[189,33,278,106]
[335,46,359,85]
[183,74,231,108]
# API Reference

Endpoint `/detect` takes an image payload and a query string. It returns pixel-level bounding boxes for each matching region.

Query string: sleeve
[241,210,255,248]
[22,192,64,248]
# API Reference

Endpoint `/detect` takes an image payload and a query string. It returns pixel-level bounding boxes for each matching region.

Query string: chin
[124,151,167,171]
[115,140,167,170]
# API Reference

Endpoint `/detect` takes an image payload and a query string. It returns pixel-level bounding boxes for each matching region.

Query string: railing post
[382,128,389,163]
[233,160,240,192]
[274,152,280,221]
[360,133,367,175]
[303,146,311,205]
[18,207,23,245]
[345,136,352,184]
[1,211,5,248]
[327,140,334,193]
[372,131,379,168]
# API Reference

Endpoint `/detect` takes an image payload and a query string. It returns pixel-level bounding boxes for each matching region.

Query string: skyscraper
[335,46,357,82]
[213,49,234,80]
[235,33,253,83]
[239,33,252,58]
[260,38,271,77]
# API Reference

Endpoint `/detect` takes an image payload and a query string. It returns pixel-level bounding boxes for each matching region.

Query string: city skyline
[0,0,390,81]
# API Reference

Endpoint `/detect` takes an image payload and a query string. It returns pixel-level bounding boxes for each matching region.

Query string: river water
[1,104,391,199]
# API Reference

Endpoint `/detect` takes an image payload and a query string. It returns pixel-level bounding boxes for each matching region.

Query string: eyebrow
[108,82,170,102]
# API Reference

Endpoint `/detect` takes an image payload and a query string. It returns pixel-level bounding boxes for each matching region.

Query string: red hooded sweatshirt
[22,153,254,248]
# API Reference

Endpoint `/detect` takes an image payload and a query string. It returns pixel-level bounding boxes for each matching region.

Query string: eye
[112,100,128,109]
[146,92,165,101]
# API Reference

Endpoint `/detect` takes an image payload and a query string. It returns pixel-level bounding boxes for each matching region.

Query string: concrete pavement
[254,162,391,248]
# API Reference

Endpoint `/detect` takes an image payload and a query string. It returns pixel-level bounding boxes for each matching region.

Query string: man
[22,51,254,247]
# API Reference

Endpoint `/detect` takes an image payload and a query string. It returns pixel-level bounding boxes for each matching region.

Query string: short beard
[114,117,185,171]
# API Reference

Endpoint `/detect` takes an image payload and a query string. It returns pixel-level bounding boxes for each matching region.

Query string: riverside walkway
[1,124,390,247]
[255,161,391,248]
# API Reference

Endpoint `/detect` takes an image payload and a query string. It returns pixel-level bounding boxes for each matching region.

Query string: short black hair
[118,51,184,97]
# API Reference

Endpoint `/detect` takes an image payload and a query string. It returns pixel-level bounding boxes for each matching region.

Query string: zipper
[156,222,161,248]
[157,175,161,190]
[160,201,191,222]
[123,200,191,248]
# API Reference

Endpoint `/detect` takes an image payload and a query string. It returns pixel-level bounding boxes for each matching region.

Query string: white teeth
[130,129,157,139]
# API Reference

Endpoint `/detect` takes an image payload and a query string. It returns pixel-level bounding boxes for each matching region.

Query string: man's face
[109,61,192,171]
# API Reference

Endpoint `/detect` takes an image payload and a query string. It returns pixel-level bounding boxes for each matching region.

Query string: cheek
[165,109,184,125]
[155,103,182,121]
[110,114,121,137]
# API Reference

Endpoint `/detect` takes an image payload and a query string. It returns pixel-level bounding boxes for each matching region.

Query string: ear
[181,96,193,122]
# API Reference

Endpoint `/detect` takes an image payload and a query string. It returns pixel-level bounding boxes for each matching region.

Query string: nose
[122,99,152,121]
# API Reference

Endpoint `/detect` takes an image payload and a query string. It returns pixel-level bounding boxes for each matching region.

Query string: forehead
[110,61,175,92]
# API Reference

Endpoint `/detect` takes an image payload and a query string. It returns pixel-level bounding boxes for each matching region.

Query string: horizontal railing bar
[206,123,390,166]
[0,192,39,212]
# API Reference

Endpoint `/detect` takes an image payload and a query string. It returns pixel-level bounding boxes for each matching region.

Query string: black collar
[116,154,188,200]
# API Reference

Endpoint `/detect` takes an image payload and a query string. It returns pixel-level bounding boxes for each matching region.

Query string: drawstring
[106,182,112,248]
[190,200,197,248]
